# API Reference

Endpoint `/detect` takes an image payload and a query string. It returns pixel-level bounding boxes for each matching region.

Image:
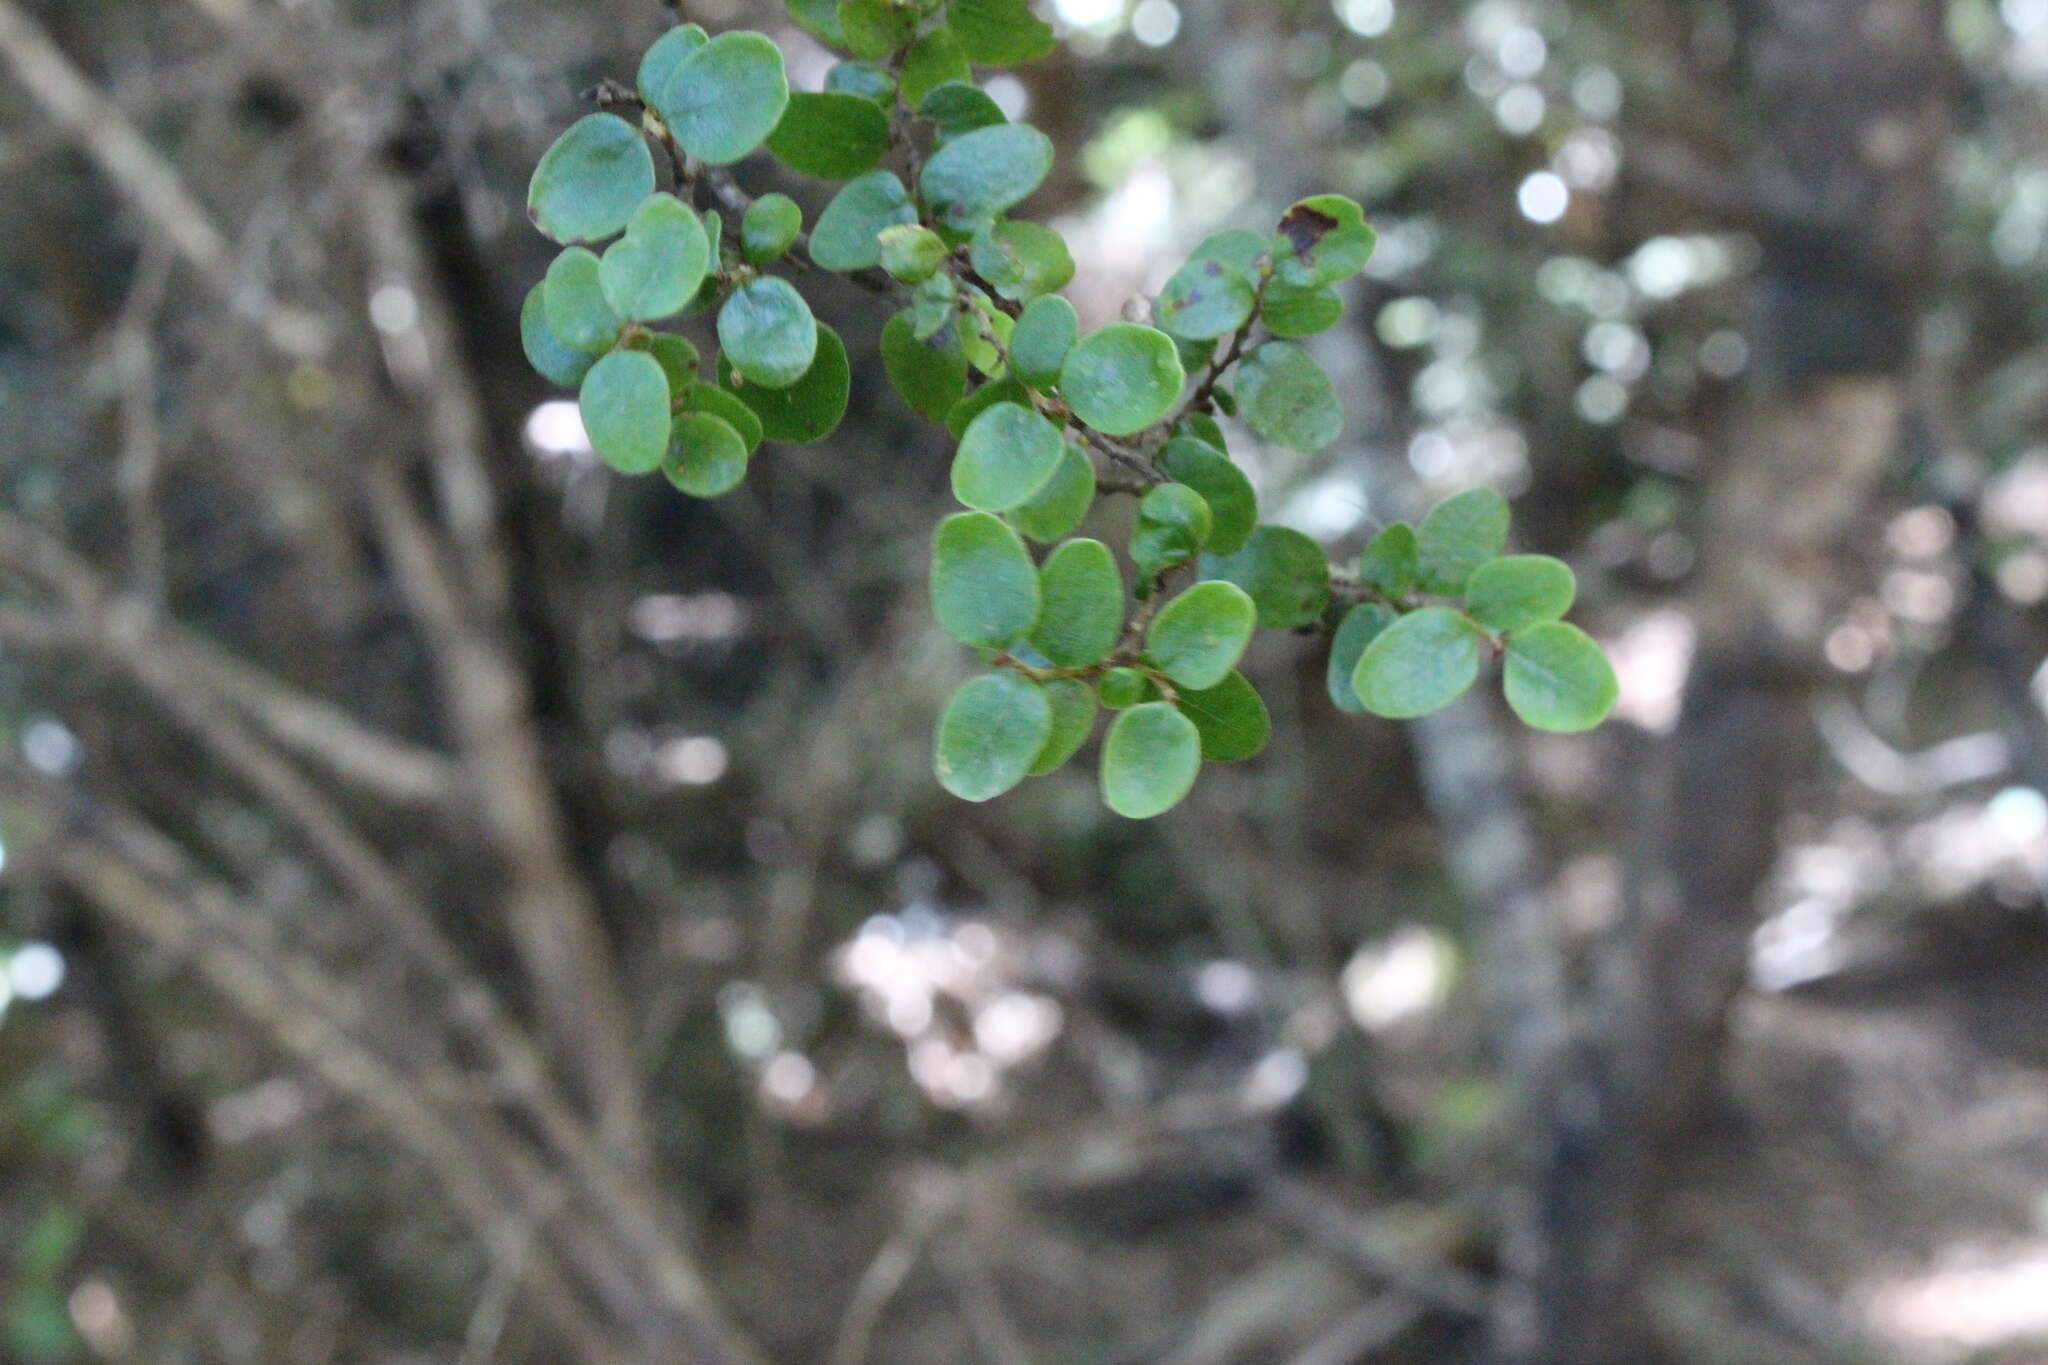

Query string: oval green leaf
[767,91,890,179]
[1416,486,1510,595]
[882,312,969,421]
[1100,702,1202,819]
[902,28,972,105]
[1059,323,1185,437]
[1155,256,1257,342]
[742,193,802,264]
[542,247,622,354]
[810,170,918,272]
[1273,194,1377,288]
[599,194,711,321]
[1146,581,1256,690]
[919,123,1054,232]
[662,412,750,497]
[528,113,656,245]
[652,30,790,166]
[1158,438,1256,556]
[1132,482,1214,581]
[639,25,709,106]
[931,511,1041,649]
[1008,441,1096,543]
[920,82,1008,143]
[1011,295,1079,388]
[1177,671,1271,762]
[935,673,1052,801]
[718,277,818,389]
[1260,280,1345,338]
[1028,677,1097,776]
[580,350,672,475]
[521,283,597,387]
[1326,602,1397,714]
[1097,667,1156,710]
[970,220,1075,302]
[953,402,1067,511]
[1466,554,1576,633]
[717,322,849,443]
[1031,538,1124,668]
[948,0,1056,64]
[1201,525,1330,629]
[677,381,764,452]
[1351,605,1483,720]
[1236,340,1343,453]
[1502,622,1617,733]
[1359,522,1417,599]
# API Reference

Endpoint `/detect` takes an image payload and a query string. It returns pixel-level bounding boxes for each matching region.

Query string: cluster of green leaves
[522,0,1617,820]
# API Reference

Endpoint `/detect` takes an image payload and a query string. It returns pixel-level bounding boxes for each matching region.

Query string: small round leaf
[1031,538,1124,668]
[919,123,1054,232]
[948,0,1056,64]
[935,673,1052,801]
[718,322,850,443]
[953,402,1067,511]
[521,283,596,387]
[742,194,803,264]
[1502,622,1617,733]
[1359,522,1418,599]
[1351,606,1483,720]
[662,412,750,497]
[810,170,918,272]
[931,511,1041,648]
[1236,341,1343,453]
[1132,483,1214,581]
[652,31,790,167]
[1028,678,1098,776]
[1008,442,1096,543]
[1100,702,1202,819]
[1059,324,1185,437]
[1155,257,1257,342]
[920,82,1008,143]
[1260,280,1345,338]
[638,25,709,106]
[1273,194,1377,287]
[528,113,656,245]
[1326,602,1396,714]
[1201,525,1330,629]
[580,350,672,475]
[1145,581,1256,690]
[1098,667,1156,710]
[1011,296,1079,388]
[970,220,1075,302]
[1417,487,1510,595]
[1466,554,1576,633]
[599,194,711,322]
[767,91,890,179]
[543,247,622,354]
[718,277,819,389]
[1158,438,1256,556]
[1177,671,1271,761]
[882,312,969,420]
[677,382,764,452]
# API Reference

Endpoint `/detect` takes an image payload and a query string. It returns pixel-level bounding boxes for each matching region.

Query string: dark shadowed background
[3,0,2047,1360]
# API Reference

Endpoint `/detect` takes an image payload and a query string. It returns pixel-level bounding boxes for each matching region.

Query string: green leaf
[718,322,850,442]
[521,283,597,386]
[742,193,803,263]
[1097,666,1156,709]
[1189,228,1269,274]
[970,220,1075,302]
[1132,482,1214,581]
[1176,411,1228,449]
[902,28,972,104]
[1145,580,1256,689]
[1177,670,1271,761]
[948,0,1056,63]
[718,277,818,389]
[1350,606,1483,719]
[1416,487,1510,594]
[1100,702,1201,819]
[1031,538,1124,667]
[1158,438,1256,556]
[1326,602,1396,713]
[1155,256,1257,341]
[662,412,751,497]
[1359,522,1417,599]
[647,333,702,391]
[1502,622,1616,732]
[543,247,623,353]
[879,225,949,283]
[824,60,895,101]
[1008,441,1095,542]
[639,24,709,103]
[1059,323,1185,437]
[1273,194,1377,287]
[946,376,1030,438]
[1467,554,1576,633]
[1028,678,1097,775]
[677,381,764,452]
[1201,525,1330,629]
[920,82,1008,143]
[931,511,1041,648]
[959,290,1012,373]
[767,91,890,179]
[651,30,790,166]
[935,673,1052,801]
[810,170,918,271]
[913,272,960,338]
[788,0,848,45]
[882,312,969,420]
[1260,280,1344,338]
[580,350,672,475]
[839,0,920,58]
[528,113,657,245]
[1010,296,1079,388]
[920,123,1054,232]
[1236,341,1342,453]
[599,194,711,321]
[953,402,1067,511]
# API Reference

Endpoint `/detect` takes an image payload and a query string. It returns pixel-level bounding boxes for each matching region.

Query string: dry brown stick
[825,1174,963,1365]
[31,807,625,1364]
[0,0,325,358]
